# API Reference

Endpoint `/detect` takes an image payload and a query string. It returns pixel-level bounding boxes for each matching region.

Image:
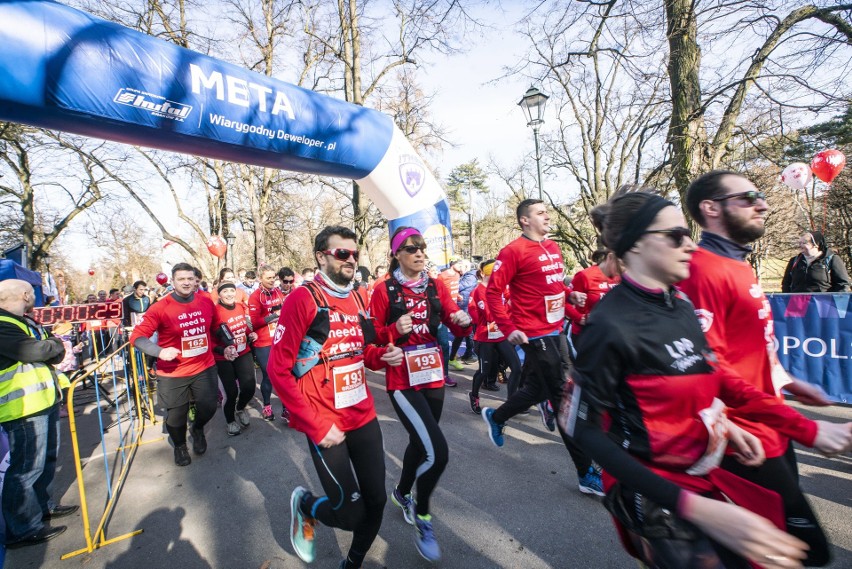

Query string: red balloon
[87,268,95,276]
[811,149,846,183]
[156,272,169,286]
[206,234,227,258]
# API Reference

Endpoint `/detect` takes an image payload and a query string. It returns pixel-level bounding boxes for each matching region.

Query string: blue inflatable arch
[0,0,454,263]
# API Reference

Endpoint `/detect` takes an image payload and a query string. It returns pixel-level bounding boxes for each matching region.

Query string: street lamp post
[43,253,52,305]
[226,234,236,269]
[518,86,549,200]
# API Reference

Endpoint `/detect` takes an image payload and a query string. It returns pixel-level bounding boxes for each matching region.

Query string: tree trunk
[664,0,708,199]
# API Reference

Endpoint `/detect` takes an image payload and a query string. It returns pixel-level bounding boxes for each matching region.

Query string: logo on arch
[399,154,425,197]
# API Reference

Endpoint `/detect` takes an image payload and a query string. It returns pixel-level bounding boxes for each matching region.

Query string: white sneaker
[235,409,250,428]
[227,422,241,436]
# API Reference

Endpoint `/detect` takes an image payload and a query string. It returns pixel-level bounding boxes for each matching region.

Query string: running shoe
[262,405,274,421]
[468,392,482,415]
[280,407,291,425]
[444,377,458,388]
[538,401,556,432]
[578,467,605,497]
[290,486,317,563]
[174,444,191,466]
[481,407,504,447]
[391,486,416,525]
[190,426,207,455]
[187,403,197,424]
[235,408,250,428]
[227,422,241,436]
[448,359,464,371]
[482,383,500,392]
[414,514,441,562]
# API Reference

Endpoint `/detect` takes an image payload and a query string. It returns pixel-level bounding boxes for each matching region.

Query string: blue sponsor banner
[0,0,393,179]
[769,293,852,403]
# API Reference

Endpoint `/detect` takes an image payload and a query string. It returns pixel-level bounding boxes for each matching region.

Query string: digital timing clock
[32,302,124,325]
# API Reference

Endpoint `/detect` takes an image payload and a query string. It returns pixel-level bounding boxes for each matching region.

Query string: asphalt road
[7,366,852,569]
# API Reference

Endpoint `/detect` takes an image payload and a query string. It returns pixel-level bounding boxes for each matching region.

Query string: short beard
[722,206,765,245]
[326,265,353,287]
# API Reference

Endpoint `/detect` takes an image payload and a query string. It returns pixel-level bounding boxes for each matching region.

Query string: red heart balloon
[811,149,846,183]
[156,272,169,286]
[87,268,95,276]
[206,235,227,258]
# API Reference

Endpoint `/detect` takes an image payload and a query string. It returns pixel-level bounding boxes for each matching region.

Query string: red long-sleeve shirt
[469,283,505,342]
[212,302,251,361]
[129,293,220,377]
[248,285,285,347]
[570,264,621,335]
[266,285,387,444]
[369,277,470,391]
[486,236,570,338]
[679,246,792,458]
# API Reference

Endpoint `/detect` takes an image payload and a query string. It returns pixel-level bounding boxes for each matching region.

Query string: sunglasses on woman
[322,248,359,261]
[711,190,766,206]
[398,245,427,255]
[643,227,692,248]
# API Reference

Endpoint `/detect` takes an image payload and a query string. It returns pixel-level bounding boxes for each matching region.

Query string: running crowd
[82,171,852,568]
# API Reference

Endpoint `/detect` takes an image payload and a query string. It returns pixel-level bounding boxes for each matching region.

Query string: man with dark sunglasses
[267,225,403,569]
[681,169,845,566]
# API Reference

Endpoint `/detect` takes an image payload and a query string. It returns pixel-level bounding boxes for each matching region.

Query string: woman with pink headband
[368,226,472,563]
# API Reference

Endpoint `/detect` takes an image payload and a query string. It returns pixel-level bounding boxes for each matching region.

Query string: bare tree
[0,124,109,269]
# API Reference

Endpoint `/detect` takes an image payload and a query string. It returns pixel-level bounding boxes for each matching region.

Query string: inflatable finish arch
[0,0,454,264]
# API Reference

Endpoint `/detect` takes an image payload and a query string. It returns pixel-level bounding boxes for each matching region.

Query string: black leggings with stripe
[389,387,449,517]
[302,418,386,563]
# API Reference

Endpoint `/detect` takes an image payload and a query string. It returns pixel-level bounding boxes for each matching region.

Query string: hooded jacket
[781,231,850,293]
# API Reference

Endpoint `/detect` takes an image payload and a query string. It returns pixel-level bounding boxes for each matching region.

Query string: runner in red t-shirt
[212,282,257,436]
[249,265,287,422]
[369,227,471,563]
[130,263,237,466]
[267,226,403,568]
[480,198,600,496]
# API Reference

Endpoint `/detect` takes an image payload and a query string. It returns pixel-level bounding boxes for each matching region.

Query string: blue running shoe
[538,401,556,432]
[391,486,415,525]
[578,467,605,497]
[481,407,504,447]
[290,486,317,562]
[414,514,441,562]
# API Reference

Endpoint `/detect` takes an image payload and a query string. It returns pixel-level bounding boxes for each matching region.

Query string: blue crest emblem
[399,154,425,197]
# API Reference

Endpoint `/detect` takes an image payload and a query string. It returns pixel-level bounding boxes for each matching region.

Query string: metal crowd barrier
[60,338,160,560]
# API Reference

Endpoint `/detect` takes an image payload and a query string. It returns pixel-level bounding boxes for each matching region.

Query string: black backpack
[292,282,376,378]
[384,277,443,342]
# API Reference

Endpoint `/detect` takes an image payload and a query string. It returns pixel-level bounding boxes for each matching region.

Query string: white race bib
[404,345,443,387]
[333,361,367,409]
[544,292,566,324]
[180,334,209,358]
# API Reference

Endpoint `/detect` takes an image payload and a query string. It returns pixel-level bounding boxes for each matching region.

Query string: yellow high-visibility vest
[0,315,59,422]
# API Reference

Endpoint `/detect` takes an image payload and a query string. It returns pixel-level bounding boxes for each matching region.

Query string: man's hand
[319,424,345,448]
[381,344,404,367]
[224,345,238,361]
[569,291,587,307]
[450,310,471,327]
[507,330,528,345]
[159,347,180,361]
[812,421,852,455]
[726,420,765,467]
[786,379,832,407]
[395,313,413,335]
[248,332,258,342]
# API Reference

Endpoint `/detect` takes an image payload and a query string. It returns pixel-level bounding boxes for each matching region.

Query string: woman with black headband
[213,281,257,435]
[368,226,472,563]
[563,191,852,568]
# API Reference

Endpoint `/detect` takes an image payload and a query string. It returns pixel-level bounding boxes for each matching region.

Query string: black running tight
[216,353,256,423]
